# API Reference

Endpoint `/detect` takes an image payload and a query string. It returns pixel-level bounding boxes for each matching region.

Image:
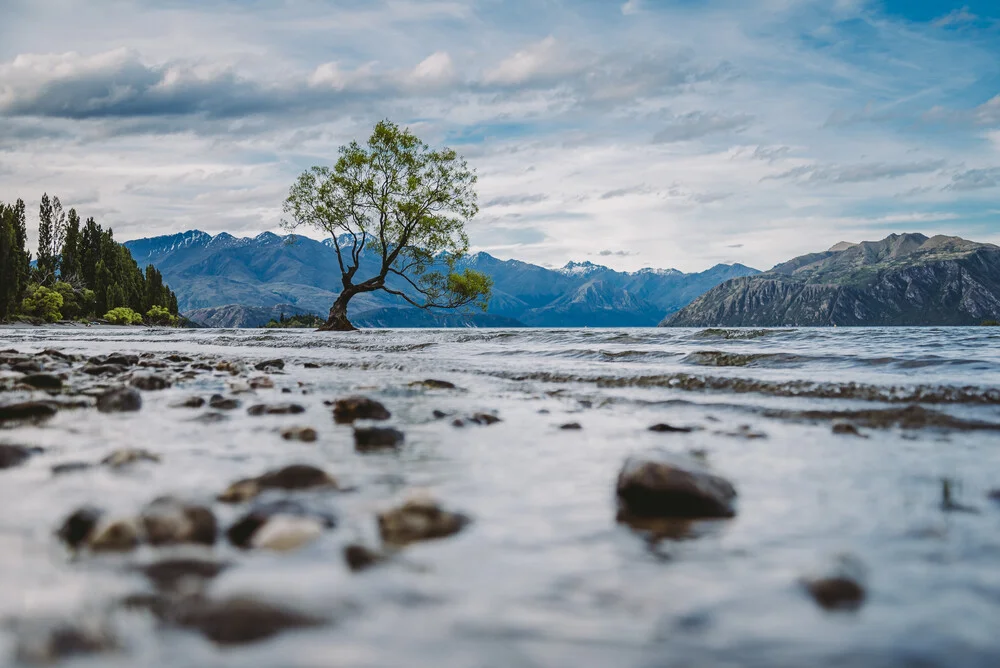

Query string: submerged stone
[218,465,336,503]
[247,403,305,416]
[174,396,206,409]
[136,558,230,591]
[0,401,58,423]
[354,427,404,451]
[559,422,582,430]
[22,373,63,390]
[140,497,217,546]
[88,518,141,552]
[378,493,470,546]
[13,617,118,665]
[803,576,866,611]
[344,544,386,572]
[649,423,694,433]
[332,396,391,423]
[0,443,41,469]
[209,394,240,410]
[130,374,172,391]
[169,596,324,645]
[409,379,457,390]
[250,515,325,552]
[57,506,103,549]
[96,387,142,413]
[616,451,737,520]
[281,427,318,443]
[255,359,285,371]
[102,448,161,468]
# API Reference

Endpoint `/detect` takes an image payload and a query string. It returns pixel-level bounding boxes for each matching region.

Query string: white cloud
[411,51,455,84]
[621,0,641,16]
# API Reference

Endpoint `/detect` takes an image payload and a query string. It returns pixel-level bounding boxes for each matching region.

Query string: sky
[0,0,998,273]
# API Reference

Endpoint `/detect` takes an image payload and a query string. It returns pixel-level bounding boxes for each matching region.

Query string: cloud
[652,111,753,143]
[764,159,948,184]
[483,193,548,207]
[947,167,1000,191]
[621,0,641,16]
[483,37,573,86]
[599,185,654,200]
[932,7,978,27]
[597,249,637,256]
[410,51,456,86]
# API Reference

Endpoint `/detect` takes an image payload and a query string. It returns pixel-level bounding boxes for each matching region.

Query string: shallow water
[2,326,1000,667]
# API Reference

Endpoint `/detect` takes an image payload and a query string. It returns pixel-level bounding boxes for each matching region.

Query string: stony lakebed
[1,326,1000,667]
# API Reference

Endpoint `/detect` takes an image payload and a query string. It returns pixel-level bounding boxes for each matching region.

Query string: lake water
[2,326,1000,667]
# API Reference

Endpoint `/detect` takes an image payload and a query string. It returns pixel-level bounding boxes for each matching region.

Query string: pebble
[249,376,274,389]
[81,364,126,376]
[57,506,103,549]
[209,394,240,410]
[255,359,285,371]
[247,403,306,416]
[22,373,63,390]
[101,354,139,367]
[354,427,405,451]
[282,427,318,443]
[344,544,386,572]
[649,423,694,433]
[250,515,325,551]
[168,595,324,645]
[12,360,43,374]
[174,396,206,409]
[616,451,737,520]
[96,387,143,413]
[803,576,866,611]
[832,422,865,437]
[88,518,141,552]
[13,618,118,665]
[0,443,41,469]
[51,461,94,475]
[101,448,161,468]
[226,499,337,548]
[378,492,470,546]
[136,558,230,591]
[332,396,391,423]
[218,465,336,503]
[409,379,457,389]
[0,401,58,423]
[130,374,172,391]
[559,422,582,430]
[140,496,217,546]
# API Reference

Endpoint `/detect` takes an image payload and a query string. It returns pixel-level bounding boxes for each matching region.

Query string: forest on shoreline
[0,194,179,326]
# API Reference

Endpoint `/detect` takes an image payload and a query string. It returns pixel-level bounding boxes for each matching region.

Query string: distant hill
[663,233,1000,327]
[125,230,759,327]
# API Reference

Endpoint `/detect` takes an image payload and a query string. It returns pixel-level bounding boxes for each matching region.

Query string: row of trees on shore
[0,194,179,325]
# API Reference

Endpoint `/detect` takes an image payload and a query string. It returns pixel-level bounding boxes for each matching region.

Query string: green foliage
[0,199,31,321]
[146,305,178,326]
[265,313,325,328]
[21,284,64,322]
[981,319,1000,327]
[104,307,144,325]
[283,119,491,329]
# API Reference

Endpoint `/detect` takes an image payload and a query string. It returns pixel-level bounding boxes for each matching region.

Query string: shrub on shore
[104,307,144,326]
[20,285,64,322]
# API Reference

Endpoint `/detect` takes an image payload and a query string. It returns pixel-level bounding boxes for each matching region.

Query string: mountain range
[124,231,759,328]
[664,233,1000,327]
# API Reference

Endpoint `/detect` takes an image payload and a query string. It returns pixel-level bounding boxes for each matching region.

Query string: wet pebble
[140,496,217,546]
[88,518,141,552]
[0,400,58,423]
[832,422,866,437]
[649,423,694,433]
[255,359,285,371]
[559,422,582,430]
[130,374,172,391]
[226,499,336,548]
[250,515,325,552]
[249,376,274,389]
[218,465,336,503]
[354,426,405,451]
[22,373,63,390]
[409,379,457,389]
[168,595,324,645]
[281,426,318,443]
[136,558,230,591]
[13,617,118,665]
[96,387,143,413]
[344,544,387,572]
[12,360,43,374]
[209,394,240,410]
[378,492,470,546]
[57,506,103,549]
[332,396,391,423]
[51,461,94,476]
[804,576,866,611]
[0,443,42,469]
[101,448,161,468]
[616,451,737,520]
[174,396,206,409]
[247,403,306,416]
[81,364,126,376]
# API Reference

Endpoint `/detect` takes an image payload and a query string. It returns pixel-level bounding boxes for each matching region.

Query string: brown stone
[616,451,736,520]
[332,396,390,423]
[378,493,470,545]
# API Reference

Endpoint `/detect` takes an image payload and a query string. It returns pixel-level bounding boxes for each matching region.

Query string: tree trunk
[319,291,356,331]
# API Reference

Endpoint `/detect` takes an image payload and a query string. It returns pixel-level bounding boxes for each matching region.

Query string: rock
[166,354,193,363]
[354,427,404,451]
[13,618,117,664]
[250,515,325,552]
[649,423,694,433]
[218,465,336,503]
[226,499,337,548]
[174,396,206,409]
[432,410,448,419]
[0,401,58,423]
[344,544,386,572]
[97,387,143,413]
[102,354,139,367]
[139,359,169,369]
[51,461,94,476]
[247,403,306,416]
[254,359,285,371]
[214,360,245,375]
[88,518,141,552]
[101,448,160,468]
[832,422,865,437]
[136,558,230,591]
[616,451,737,520]
[559,422,582,430]
[0,443,41,469]
[303,362,321,369]
[332,396,391,423]
[169,596,324,645]
[22,373,63,390]
[409,379,457,389]
[130,374,172,391]
[192,412,229,424]
[140,497,217,546]
[249,376,274,389]
[57,506,103,549]
[803,576,866,611]
[451,419,465,427]
[39,349,73,360]
[12,360,43,374]
[281,427,318,443]
[82,363,127,376]
[469,412,501,425]
[209,394,239,410]
[377,493,470,545]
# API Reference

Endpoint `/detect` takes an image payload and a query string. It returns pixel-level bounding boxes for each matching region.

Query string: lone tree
[283,120,492,331]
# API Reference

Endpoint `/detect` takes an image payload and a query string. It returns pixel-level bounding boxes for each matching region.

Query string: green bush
[104,307,144,325]
[146,305,178,326]
[981,319,1000,327]
[20,284,63,322]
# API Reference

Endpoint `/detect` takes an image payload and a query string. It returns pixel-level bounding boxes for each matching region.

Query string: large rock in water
[663,233,1000,326]
[616,451,736,519]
